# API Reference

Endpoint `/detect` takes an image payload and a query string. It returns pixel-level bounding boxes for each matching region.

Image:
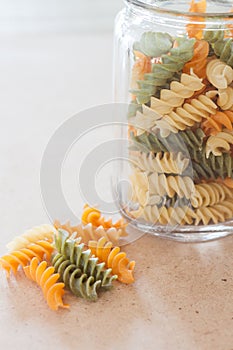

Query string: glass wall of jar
[113,0,233,242]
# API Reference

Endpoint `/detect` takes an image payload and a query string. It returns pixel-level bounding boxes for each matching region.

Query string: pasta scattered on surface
[0,240,54,276]
[54,220,127,246]
[88,237,135,284]
[24,257,69,311]
[6,224,57,251]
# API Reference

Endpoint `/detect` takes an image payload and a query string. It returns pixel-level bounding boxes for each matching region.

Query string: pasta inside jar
[114,0,233,241]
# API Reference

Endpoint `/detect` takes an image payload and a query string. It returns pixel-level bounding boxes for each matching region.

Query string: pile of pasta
[128,14,233,225]
[0,206,134,311]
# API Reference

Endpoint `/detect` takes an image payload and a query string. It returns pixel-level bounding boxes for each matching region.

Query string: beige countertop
[0,29,233,350]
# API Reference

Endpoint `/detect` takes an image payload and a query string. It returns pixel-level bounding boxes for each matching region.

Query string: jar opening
[126,0,233,18]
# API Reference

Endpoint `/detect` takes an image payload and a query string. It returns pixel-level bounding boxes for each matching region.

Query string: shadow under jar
[113,0,233,242]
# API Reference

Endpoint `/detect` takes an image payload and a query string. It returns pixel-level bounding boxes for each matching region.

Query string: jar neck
[125,0,233,21]
[124,0,233,28]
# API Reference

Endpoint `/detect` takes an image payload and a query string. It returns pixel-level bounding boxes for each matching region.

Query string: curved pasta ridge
[154,95,218,136]
[88,237,135,284]
[206,130,233,157]
[54,230,117,289]
[131,205,196,225]
[130,128,205,153]
[52,253,102,301]
[206,59,233,89]
[0,240,54,276]
[191,182,233,208]
[132,37,195,105]
[191,148,233,180]
[24,257,68,311]
[147,171,195,199]
[54,220,127,246]
[131,152,190,175]
[7,224,57,251]
[149,73,204,114]
[194,200,233,225]
[81,204,126,230]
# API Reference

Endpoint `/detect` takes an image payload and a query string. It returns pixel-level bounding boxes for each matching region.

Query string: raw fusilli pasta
[0,240,54,276]
[54,229,117,289]
[24,257,69,311]
[194,200,233,225]
[130,205,196,225]
[88,237,135,284]
[54,220,126,246]
[191,182,233,208]
[206,59,233,89]
[132,36,195,105]
[206,129,233,157]
[130,152,189,174]
[148,172,195,199]
[130,128,205,154]
[207,87,233,111]
[183,40,209,78]
[7,224,57,251]
[149,73,204,114]
[82,204,126,230]
[153,95,218,136]
[191,148,233,180]
[52,253,102,301]
[213,38,233,67]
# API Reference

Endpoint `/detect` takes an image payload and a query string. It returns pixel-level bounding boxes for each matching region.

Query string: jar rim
[126,0,233,18]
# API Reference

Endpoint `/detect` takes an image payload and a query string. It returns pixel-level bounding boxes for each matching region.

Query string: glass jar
[113,0,233,242]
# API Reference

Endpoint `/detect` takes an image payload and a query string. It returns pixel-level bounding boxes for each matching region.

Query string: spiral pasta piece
[7,224,57,251]
[191,147,233,180]
[153,95,218,136]
[23,257,69,311]
[54,230,117,289]
[131,152,190,175]
[81,204,126,230]
[207,87,233,111]
[52,253,102,301]
[201,110,233,135]
[132,36,195,105]
[148,172,195,199]
[194,200,233,225]
[213,38,233,67]
[0,240,54,276]
[191,182,233,208]
[129,107,161,135]
[88,237,135,284]
[149,73,204,114]
[204,28,224,44]
[183,40,209,78]
[130,205,196,225]
[206,59,233,89]
[206,130,233,157]
[54,220,126,246]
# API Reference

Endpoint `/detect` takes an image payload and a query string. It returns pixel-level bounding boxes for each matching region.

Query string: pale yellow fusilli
[194,200,233,225]
[206,59,233,89]
[207,87,233,111]
[148,172,195,199]
[150,73,204,114]
[6,224,57,251]
[191,183,233,208]
[206,129,233,157]
[131,152,190,175]
[54,220,127,246]
[153,95,218,137]
[130,205,196,225]
[129,105,161,135]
